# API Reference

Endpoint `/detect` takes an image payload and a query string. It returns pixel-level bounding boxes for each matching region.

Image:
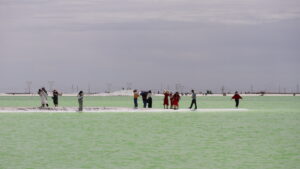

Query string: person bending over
[140,91,148,108]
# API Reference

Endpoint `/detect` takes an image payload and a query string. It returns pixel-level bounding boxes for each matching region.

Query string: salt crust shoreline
[0,107,248,113]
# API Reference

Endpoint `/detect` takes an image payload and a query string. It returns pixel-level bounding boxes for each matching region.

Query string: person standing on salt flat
[169,92,174,109]
[42,87,49,107]
[133,90,139,109]
[232,91,243,108]
[77,91,84,112]
[38,88,49,108]
[52,90,62,107]
[38,89,43,108]
[163,90,170,109]
[189,90,197,110]
[173,92,181,110]
[147,90,153,108]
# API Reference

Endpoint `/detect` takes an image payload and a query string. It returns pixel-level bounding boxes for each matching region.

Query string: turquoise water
[0,96,299,169]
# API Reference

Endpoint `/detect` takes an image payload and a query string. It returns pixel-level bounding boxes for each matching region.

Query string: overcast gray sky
[0,0,300,93]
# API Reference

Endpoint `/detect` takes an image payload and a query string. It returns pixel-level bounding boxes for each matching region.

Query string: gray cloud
[0,0,299,93]
[2,0,300,30]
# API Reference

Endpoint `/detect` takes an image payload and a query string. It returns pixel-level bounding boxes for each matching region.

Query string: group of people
[133,89,200,110]
[134,89,243,110]
[163,91,182,110]
[163,90,198,110]
[38,88,63,108]
[38,88,84,112]
[133,90,153,108]
[37,88,243,112]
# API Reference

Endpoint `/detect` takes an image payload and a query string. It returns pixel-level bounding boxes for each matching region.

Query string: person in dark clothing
[52,90,62,107]
[147,90,152,108]
[77,91,84,112]
[140,91,148,108]
[232,91,242,108]
[189,90,197,110]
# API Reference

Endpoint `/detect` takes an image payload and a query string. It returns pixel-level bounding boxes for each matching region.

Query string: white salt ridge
[95,90,134,96]
[0,107,248,113]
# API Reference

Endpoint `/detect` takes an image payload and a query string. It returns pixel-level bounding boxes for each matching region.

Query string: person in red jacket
[173,92,181,110]
[163,90,170,109]
[169,92,174,109]
[232,91,243,108]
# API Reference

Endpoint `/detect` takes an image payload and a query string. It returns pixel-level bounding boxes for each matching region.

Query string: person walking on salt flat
[77,91,84,112]
[189,90,197,110]
[232,91,243,108]
[133,90,139,109]
[38,88,49,108]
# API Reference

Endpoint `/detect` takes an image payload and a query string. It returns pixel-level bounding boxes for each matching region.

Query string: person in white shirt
[189,90,197,110]
[38,88,49,108]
